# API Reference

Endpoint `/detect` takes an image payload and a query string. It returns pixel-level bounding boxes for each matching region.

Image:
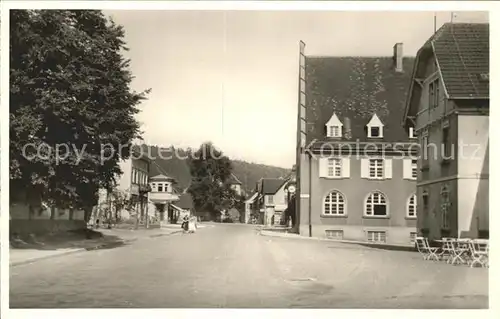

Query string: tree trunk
[50,206,55,220]
[69,208,74,220]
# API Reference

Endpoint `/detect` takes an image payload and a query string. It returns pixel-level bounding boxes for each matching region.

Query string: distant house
[402,23,489,240]
[257,178,290,226]
[148,174,180,222]
[228,173,244,197]
[96,147,152,223]
[295,41,418,245]
[170,192,195,223]
[244,192,259,223]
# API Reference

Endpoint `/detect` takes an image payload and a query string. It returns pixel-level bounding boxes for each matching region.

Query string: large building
[402,23,489,240]
[295,41,419,245]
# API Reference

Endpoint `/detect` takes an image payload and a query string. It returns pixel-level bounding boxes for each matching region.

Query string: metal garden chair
[468,239,489,268]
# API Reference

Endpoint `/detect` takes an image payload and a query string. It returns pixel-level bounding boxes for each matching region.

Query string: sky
[104,10,488,168]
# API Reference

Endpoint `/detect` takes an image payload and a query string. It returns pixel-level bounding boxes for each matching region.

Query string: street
[10,224,488,308]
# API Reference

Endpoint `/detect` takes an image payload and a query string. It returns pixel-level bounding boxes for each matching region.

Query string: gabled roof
[227,173,242,185]
[305,56,414,144]
[245,192,259,203]
[176,193,194,210]
[260,178,288,195]
[150,174,176,182]
[432,23,489,99]
[403,23,489,124]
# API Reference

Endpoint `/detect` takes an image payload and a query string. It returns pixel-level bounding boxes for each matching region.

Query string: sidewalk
[260,229,416,252]
[10,227,181,267]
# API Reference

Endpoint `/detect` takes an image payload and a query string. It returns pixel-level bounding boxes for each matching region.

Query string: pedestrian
[188,216,196,234]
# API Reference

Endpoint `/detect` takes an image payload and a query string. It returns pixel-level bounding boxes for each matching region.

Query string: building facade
[295,42,418,245]
[148,174,180,223]
[403,23,489,240]
[257,178,289,226]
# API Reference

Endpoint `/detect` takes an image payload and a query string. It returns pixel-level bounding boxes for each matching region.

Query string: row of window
[321,158,417,180]
[132,168,148,186]
[325,230,418,244]
[151,182,172,193]
[323,190,416,218]
[325,113,417,139]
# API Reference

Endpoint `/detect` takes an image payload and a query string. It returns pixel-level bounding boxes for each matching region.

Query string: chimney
[393,43,403,72]
[343,117,352,139]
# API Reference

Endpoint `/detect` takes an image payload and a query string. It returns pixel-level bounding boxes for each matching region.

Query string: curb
[259,230,416,252]
[10,230,182,267]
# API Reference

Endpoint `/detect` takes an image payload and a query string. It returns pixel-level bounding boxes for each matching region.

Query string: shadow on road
[10,229,127,251]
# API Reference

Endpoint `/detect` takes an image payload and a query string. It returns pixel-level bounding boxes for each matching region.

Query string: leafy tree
[187,142,236,219]
[10,10,150,209]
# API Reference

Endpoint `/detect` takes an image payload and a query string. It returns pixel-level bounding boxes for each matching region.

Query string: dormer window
[366,114,384,138]
[328,126,341,137]
[409,127,417,139]
[325,112,343,138]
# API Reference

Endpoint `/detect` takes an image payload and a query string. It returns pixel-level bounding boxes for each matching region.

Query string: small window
[441,185,450,229]
[158,183,163,192]
[370,127,380,138]
[268,195,274,204]
[369,159,384,178]
[325,230,344,240]
[422,191,429,216]
[367,231,386,243]
[409,127,417,139]
[327,158,342,177]
[442,126,451,159]
[323,191,346,216]
[365,191,388,217]
[329,126,341,137]
[411,160,418,179]
[407,194,416,218]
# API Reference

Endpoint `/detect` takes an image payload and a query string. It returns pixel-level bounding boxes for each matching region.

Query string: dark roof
[227,173,242,185]
[176,193,194,210]
[403,23,489,124]
[305,56,414,144]
[260,178,287,195]
[431,23,489,99]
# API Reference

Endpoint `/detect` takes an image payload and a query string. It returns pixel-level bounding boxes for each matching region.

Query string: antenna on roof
[434,12,437,33]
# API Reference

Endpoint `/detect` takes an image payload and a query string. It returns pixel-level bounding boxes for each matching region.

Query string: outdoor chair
[468,239,489,268]
[415,237,441,261]
[440,238,455,264]
[450,238,470,265]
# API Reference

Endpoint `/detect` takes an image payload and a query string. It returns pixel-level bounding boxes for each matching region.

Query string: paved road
[10,224,488,308]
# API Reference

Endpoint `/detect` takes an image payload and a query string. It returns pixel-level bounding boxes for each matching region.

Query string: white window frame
[409,127,417,139]
[368,126,382,138]
[407,194,417,218]
[157,183,164,192]
[325,230,344,240]
[369,159,384,179]
[322,190,346,216]
[366,230,386,243]
[411,159,418,179]
[329,125,341,137]
[327,158,342,178]
[364,191,389,217]
[268,195,274,205]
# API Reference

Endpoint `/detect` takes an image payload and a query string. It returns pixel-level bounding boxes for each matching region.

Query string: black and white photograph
[2,0,495,316]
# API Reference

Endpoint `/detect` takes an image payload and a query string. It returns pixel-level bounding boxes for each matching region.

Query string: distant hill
[144,145,291,195]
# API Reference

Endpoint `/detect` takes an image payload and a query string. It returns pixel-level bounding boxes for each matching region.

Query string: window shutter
[319,158,327,178]
[360,158,369,178]
[341,157,350,178]
[403,159,411,179]
[384,159,392,179]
